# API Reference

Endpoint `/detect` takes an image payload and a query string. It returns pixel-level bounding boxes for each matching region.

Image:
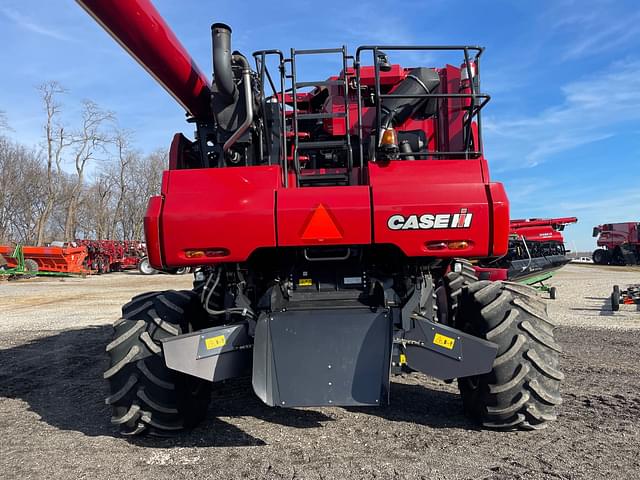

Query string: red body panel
[488,183,510,256]
[76,0,211,118]
[277,187,371,246]
[159,167,280,267]
[369,161,505,258]
[145,160,510,266]
[144,196,164,268]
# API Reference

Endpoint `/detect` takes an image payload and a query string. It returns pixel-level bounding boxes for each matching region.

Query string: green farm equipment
[519,271,557,299]
[0,245,39,280]
[0,243,90,279]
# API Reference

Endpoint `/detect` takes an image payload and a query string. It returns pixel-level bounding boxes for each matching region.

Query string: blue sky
[1,0,639,250]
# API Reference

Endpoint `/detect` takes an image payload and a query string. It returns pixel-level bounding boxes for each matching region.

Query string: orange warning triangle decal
[301,204,343,241]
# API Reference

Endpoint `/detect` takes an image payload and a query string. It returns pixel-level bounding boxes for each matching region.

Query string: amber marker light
[379,127,398,147]
[426,241,471,251]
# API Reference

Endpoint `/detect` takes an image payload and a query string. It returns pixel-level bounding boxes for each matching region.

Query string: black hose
[381,67,440,128]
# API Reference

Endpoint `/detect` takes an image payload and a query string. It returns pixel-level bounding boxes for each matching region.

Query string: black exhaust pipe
[211,22,236,104]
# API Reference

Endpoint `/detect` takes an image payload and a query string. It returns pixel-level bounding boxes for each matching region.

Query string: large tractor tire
[439,258,477,325]
[457,281,563,430]
[592,249,609,265]
[104,290,211,435]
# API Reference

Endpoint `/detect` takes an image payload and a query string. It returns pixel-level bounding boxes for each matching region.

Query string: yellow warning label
[399,354,407,366]
[298,278,313,287]
[205,335,226,350]
[433,333,456,350]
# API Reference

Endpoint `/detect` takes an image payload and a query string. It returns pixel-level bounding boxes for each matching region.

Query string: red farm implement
[592,222,640,265]
[0,244,89,277]
[78,0,563,434]
[75,240,146,274]
[476,217,577,298]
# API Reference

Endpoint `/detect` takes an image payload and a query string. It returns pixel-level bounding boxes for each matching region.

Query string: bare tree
[110,128,136,239]
[63,100,114,241]
[121,149,165,240]
[2,83,167,245]
[35,82,72,245]
[0,138,46,244]
[75,171,115,240]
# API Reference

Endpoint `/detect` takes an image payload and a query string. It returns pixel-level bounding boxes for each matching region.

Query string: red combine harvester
[592,222,640,265]
[476,217,577,298]
[78,0,562,435]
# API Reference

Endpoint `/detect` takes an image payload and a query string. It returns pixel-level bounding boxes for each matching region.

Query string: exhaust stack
[211,23,237,104]
[76,0,212,118]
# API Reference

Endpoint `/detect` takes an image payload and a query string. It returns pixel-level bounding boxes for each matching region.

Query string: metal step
[297,140,348,150]
[297,112,346,120]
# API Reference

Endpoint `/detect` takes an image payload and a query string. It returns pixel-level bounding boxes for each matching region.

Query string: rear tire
[611,289,620,311]
[23,259,39,278]
[172,267,190,275]
[458,281,563,430]
[592,249,609,265]
[440,259,478,325]
[138,257,157,275]
[549,287,557,300]
[104,290,211,435]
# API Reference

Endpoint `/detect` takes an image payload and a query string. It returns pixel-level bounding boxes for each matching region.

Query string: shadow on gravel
[0,326,476,449]
[348,381,478,430]
[0,326,329,448]
[569,296,615,316]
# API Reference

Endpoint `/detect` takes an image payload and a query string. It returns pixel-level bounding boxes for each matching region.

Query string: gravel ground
[1,265,639,480]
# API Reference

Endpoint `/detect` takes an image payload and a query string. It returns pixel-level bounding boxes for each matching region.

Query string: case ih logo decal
[387,209,473,230]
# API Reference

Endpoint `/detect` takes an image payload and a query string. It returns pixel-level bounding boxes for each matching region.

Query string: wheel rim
[139,259,155,275]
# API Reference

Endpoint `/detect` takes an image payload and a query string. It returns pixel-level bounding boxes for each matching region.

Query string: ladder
[287,47,353,187]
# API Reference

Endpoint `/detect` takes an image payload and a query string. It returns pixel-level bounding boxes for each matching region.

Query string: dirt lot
[1,265,639,480]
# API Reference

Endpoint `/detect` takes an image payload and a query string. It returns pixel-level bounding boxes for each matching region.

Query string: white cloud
[484,59,640,169]
[559,12,640,60]
[541,1,640,61]
[1,7,71,42]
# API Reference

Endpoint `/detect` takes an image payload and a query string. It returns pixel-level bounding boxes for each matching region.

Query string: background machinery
[476,217,578,298]
[592,222,640,265]
[0,244,89,278]
[78,0,563,435]
[76,239,146,274]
